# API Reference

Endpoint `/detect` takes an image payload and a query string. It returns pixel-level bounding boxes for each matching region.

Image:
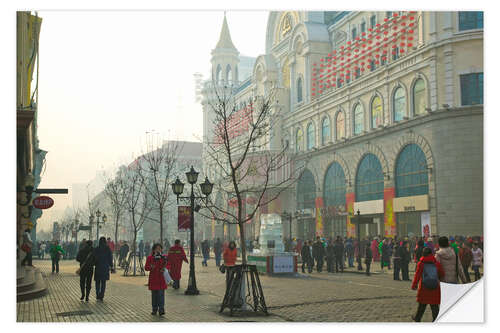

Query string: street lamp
[94,209,107,242]
[171,166,213,295]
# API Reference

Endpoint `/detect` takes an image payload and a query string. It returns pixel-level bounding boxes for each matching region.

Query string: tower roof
[215,14,237,50]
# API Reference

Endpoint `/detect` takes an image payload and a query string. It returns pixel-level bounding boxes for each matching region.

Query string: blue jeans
[151,289,165,312]
[95,279,106,299]
[215,254,221,266]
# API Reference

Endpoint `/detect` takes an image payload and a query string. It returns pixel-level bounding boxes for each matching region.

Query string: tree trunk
[132,231,137,276]
[159,204,163,245]
[239,222,247,265]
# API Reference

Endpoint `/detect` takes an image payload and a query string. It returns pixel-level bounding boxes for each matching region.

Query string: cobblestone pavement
[17,258,434,322]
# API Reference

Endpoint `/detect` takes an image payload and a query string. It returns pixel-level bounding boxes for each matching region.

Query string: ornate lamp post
[93,209,107,242]
[282,211,294,252]
[171,166,213,295]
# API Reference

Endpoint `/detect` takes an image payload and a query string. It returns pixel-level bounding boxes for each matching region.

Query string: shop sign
[353,200,384,215]
[393,195,429,212]
[32,196,54,209]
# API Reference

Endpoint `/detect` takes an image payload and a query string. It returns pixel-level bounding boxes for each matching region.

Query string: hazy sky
[35,10,269,230]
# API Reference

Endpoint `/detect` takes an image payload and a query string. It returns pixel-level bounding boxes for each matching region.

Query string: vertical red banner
[178,206,191,231]
[384,187,396,237]
[346,192,355,237]
[315,197,324,237]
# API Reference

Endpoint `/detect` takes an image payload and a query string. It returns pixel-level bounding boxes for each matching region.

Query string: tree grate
[56,310,93,317]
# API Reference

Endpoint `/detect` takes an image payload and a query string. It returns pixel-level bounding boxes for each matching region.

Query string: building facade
[202,11,483,241]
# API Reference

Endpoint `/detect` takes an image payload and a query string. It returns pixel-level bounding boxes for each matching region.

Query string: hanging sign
[32,196,54,209]
[178,206,191,232]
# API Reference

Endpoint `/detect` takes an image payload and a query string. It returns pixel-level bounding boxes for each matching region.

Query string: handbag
[21,243,31,253]
[75,268,81,275]
[163,268,173,284]
[219,264,226,274]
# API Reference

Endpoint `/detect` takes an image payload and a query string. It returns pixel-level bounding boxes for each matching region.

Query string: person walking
[326,239,335,273]
[167,239,188,290]
[93,237,113,301]
[214,238,223,267]
[49,240,65,273]
[20,228,33,267]
[400,241,411,281]
[76,240,94,302]
[312,236,325,273]
[333,236,344,273]
[223,241,238,288]
[365,241,373,276]
[371,237,380,262]
[411,247,445,322]
[345,238,354,267]
[145,243,169,316]
[459,242,473,283]
[119,241,129,267]
[201,240,210,267]
[380,239,392,272]
[39,242,46,260]
[471,242,483,281]
[435,236,466,284]
[138,240,145,260]
[393,241,401,280]
[301,240,313,273]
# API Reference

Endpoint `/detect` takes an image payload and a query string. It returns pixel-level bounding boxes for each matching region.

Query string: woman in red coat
[411,247,445,322]
[223,241,237,288]
[144,243,169,316]
[166,239,188,290]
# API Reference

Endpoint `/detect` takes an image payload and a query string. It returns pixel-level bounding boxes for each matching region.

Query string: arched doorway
[296,169,316,241]
[323,162,347,238]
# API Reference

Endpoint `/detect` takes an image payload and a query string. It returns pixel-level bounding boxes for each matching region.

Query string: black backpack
[422,262,439,289]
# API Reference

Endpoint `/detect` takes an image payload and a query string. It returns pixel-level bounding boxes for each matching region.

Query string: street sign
[79,225,91,231]
[34,188,68,194]
[178,206,191,231]
[32,196,54,209]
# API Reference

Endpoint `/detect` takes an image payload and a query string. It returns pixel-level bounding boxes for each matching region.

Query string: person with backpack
[435,236,467,284]
[76,240,94,302]
[411,247,444,322]
[49,240,65,274]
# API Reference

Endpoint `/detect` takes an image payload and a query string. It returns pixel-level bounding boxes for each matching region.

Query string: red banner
[178,206,191,232]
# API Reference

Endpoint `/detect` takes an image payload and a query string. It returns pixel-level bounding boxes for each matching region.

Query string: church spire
[215,12,237,50]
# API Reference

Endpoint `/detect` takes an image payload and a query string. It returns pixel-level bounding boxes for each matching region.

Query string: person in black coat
[214,238,223,267]
[76,240,94,302]
[333,236,345,273]
[93,237,113,301]
[400,241,411,281]
[326,239,335,273]
[393,241,401,280]
[312,237,325,273]
[301,241,313,273]
[365,242,373,276]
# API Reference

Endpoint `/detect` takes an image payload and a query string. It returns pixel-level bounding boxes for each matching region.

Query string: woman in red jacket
[223,241,237,288]
[411,247,445,322]
[145,243,168,316]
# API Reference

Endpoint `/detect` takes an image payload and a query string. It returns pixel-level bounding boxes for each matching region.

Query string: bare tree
[137,138,182,243]
[123,163,153,275]
[202,83,306,265]
[102,166,128,249]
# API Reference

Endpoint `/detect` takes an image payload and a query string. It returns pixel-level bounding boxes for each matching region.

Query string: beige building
[202,11,483,241]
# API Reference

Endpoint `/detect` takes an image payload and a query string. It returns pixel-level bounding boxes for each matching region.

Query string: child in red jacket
[145,243,169,316]
[411,247,445,322]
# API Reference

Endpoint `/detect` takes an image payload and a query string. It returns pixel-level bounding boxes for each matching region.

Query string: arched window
[296,128,303,152]
[226,64,232,84]
[321,117,330,145]
[395,144,429,197]
[215,65,222,84]
[393,86,406,122]
[307,123,315,150]
[413,79,426,115]
[371,96,383,129]
[355,154,384,202]
[336,111,345,140]
[297,77,303,103]
[324,162,346,206]
[353,104,364,135]
[297,169,316,209]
